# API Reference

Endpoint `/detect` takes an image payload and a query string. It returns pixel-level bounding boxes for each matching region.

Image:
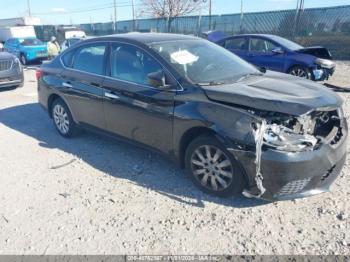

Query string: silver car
[0,51,24,89]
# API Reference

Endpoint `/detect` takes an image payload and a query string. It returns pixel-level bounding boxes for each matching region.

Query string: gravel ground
[0,62,349,255]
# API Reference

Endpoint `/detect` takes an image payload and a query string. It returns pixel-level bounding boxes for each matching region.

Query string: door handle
[62,82,73,88]
[105,92,120,100]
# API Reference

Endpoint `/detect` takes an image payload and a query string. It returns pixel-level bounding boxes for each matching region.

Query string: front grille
[276,178,312,196]
[0,59,12,71]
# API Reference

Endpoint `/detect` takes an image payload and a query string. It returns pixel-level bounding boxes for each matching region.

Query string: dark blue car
[214,34,335,81]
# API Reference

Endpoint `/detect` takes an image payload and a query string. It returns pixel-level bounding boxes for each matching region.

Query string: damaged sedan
[37,33,347,201]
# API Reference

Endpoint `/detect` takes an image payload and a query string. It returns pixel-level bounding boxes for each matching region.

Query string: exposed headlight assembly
[315,58,335,69]
[14,58,22,72]
[263,123,318,152]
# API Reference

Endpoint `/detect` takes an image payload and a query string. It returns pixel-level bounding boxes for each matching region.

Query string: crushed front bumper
[229,118,348,201]
[312,66,335,81]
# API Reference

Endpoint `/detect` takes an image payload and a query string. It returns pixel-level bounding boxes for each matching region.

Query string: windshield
[269,35,303,51]
[149,39,259,85]
[20,38,43,46]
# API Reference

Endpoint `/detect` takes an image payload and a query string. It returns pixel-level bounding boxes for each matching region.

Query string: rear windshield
[19,38,43,46]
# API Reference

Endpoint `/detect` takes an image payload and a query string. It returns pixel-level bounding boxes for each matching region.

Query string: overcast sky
[0,0,349,24]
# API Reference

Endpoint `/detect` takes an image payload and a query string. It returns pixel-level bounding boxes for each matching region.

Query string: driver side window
[250,38,278,52]
[110,43,163,86]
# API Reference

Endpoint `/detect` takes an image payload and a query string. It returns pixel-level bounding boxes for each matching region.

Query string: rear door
[59,42,108,129]
[222,37,249,60]
[247,36,285,72]
[102,42,175,153]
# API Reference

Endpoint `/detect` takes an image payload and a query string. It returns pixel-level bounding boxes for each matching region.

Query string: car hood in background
[296,46,332,60]
[0,51,15,60]
[202,71,342,116]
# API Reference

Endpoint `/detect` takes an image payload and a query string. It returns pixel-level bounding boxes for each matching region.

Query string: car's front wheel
[288,66,310,79]
[185,135,245,197]
[51,98,78,137]
[20,54,27,65]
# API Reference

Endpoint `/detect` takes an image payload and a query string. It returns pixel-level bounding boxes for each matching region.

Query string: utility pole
[113,0,118,33]
[240,0,244,33]
[208,0,212,30]
[131,0,136,31]
[27,0,31,17]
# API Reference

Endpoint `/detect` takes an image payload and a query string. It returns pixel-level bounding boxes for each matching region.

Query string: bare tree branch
[140,0,205,26]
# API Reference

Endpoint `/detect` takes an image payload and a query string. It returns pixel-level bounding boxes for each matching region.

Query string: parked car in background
[0,50,24,89]
[60,37,84,52]
[37,33,347,201]
[214,34,335,81]
[4,37,48,65]
[56,26,86,45]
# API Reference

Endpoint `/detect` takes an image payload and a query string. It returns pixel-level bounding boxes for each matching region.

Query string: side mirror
[147,71,172,89]
[272,47,284,55]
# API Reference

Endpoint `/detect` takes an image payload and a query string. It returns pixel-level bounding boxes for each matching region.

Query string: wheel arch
[47,94,77,123]
[178,126,222,168]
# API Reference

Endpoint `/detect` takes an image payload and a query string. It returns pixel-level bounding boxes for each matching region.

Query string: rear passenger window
[225,38,247,50]
[72,44,107,75]
[62,50,75,67]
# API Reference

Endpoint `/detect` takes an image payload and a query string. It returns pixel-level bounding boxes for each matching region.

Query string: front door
[102,42,175,153]
[247,37,285,72]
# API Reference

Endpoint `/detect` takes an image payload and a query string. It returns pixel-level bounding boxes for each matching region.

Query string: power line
[32,1,134,16]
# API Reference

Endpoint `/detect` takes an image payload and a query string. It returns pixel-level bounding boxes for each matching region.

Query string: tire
[20,54,27,65]
[288,65,310,79]
[16,81,24,88]
[51,98,78,138]
[185,135,245,197]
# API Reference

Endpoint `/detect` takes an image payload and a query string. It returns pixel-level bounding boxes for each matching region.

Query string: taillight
[36,69,44,81]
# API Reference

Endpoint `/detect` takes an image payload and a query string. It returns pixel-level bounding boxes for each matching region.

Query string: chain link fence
[35,5,350,59]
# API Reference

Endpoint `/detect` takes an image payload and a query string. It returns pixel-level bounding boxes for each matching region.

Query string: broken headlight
[263,123,318,152]
[315,58,335,69]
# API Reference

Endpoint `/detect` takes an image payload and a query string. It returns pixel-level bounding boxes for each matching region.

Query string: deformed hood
[202,71,342,116]
[296,46,332,60]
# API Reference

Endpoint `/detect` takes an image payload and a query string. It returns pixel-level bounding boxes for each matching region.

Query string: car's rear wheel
[288,66,310,79]
[51,98,78,137]
[185,135,245,197]
[20,54,27,65]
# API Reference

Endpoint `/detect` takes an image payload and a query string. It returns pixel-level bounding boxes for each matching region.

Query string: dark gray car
[0,51,24,89]
[37,34,348,201]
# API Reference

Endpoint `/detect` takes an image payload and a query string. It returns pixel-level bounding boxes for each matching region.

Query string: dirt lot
[0,62,349,255]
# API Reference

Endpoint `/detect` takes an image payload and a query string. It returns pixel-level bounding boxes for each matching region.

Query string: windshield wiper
[197,81,225,86]
[236,72,263,82]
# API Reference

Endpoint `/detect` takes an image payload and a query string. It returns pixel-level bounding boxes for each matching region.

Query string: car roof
[226,34,278,38]
[83,33,199,44]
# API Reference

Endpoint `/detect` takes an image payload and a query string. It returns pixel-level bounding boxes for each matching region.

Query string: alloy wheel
[53,104,70,135]
[290,68,308,78]
[190,145,234,191]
